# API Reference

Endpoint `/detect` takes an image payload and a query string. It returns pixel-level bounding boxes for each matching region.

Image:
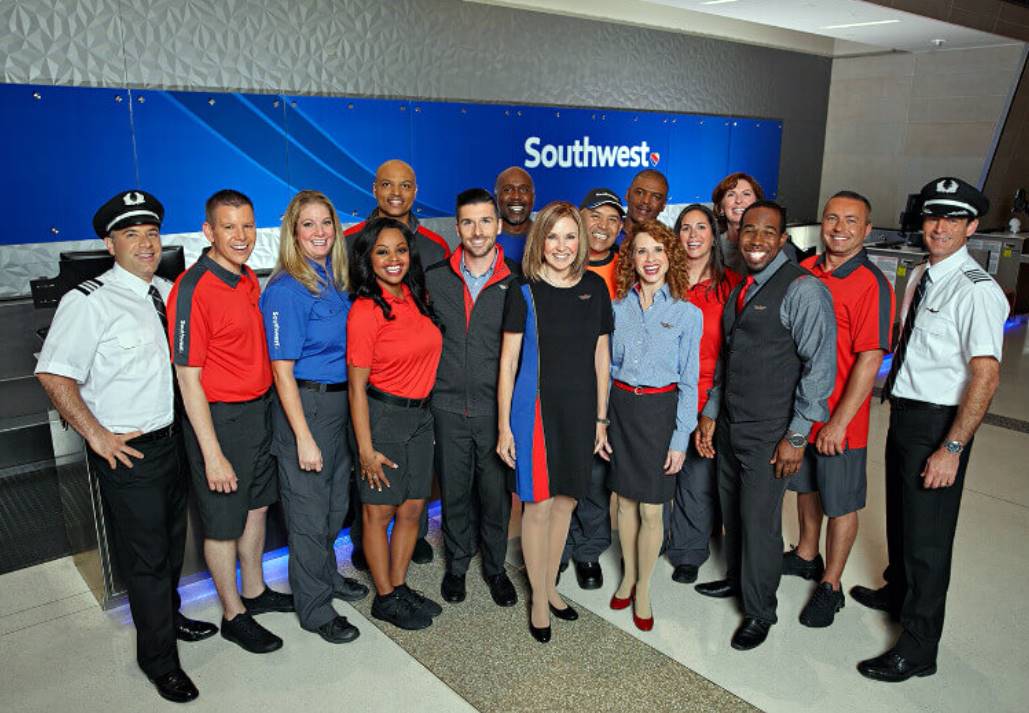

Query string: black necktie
[881,268,930,402]
[148,285,168,334]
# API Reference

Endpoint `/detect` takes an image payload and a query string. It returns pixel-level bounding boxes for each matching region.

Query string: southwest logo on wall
[0,82,782,244]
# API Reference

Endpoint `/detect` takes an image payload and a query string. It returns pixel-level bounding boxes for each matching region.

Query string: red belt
[613,380,676,395]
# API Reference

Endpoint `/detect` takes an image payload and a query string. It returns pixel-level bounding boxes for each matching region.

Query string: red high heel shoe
[632,596,654,631]
[610,586,634,611]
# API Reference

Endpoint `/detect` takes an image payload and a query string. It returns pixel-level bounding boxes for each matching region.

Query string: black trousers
[433,409,511,578]
[717,417,790,624]
[666,441,719,567]
[562,456,613,564]
[90,430,188,679]
[884,402,972,663]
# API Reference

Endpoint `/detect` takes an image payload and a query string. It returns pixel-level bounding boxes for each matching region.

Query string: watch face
[945,441,963,454]
[787,435,807,448]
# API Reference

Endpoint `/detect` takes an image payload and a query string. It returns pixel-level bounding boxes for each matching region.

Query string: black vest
[722,260,808,424]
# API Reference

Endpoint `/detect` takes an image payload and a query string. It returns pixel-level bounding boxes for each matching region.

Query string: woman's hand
[663,449,685,475]
[297,434,323,472]
[359,449,396,491]
[594,422,612,461]
[497,429,516,468]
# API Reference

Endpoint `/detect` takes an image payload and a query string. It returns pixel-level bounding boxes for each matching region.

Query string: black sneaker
[240,586,295,614]
[371,591,432,630]
[396,583,443,618]
[333,576,370,602]
[220,612,283,653]
[316,615,360,644]
[800,582,845,628]
[782,548,825,581]
[411,538,434,564]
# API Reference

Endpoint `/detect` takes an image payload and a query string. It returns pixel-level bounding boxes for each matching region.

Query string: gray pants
[717,417,790,625]
[272,389,352,631]
[666,442,718,567]
[434,409,511,578]
[562,456,612,564]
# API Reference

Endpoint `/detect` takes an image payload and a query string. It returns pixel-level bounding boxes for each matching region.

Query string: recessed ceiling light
[821,19,901,30]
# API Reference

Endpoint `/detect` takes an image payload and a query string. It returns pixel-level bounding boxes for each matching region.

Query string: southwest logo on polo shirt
[524,136,653,169]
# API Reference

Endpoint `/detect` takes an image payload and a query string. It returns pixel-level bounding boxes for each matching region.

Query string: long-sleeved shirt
[611,283,703,452]
[702,251,835,436]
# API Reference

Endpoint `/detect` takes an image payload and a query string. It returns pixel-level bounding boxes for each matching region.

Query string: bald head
[495,165,534,234]
[373,160,417,221]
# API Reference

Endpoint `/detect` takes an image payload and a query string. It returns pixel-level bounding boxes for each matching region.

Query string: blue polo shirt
[260,259,351,383]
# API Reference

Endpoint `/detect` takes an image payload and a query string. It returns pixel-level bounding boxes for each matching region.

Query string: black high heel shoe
[529,621,552,643]
[549,602,579,621]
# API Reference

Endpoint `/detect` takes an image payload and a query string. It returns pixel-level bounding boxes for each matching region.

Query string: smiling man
[580,188,624,299]
[624,169,668,238]
[693,200,836,651]
[856,177,1008,683]
[494,166,535,262]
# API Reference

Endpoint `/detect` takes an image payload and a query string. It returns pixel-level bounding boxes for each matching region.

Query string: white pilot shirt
[35,263,175,433]
[890,245,1008,406]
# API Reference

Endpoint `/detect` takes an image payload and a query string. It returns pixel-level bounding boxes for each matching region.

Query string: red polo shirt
[802,251,895,449]
[685,270,742,414]
[168,251,272,402]
[347,285,443,399]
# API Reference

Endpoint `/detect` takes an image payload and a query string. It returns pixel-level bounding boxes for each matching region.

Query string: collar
[814,248,867,279]
[926,245,969,283]
[589,247,617,267]
[199,247,244,287]
[750,250,789,285]
[382,283,413,304]
[632,282,670,303]
[111,262,154,298]
[460,248,498,279]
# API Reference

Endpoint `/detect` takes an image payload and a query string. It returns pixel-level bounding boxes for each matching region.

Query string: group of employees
[35,157,1009,703]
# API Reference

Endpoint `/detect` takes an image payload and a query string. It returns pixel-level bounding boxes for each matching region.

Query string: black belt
[129,422,179,445]
[889,396,957,412]
[366,384,430,409]
[296,379,348,393]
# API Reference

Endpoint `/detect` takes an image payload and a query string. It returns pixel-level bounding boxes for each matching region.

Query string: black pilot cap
[919,177,989,219]
[92,190,165,238]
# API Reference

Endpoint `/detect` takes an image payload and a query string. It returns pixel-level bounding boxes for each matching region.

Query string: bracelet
[596,418,610,426]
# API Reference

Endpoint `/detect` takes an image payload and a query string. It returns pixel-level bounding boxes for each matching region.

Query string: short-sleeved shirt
[346,285,443,399]
[889,246,1009,405]
[497,232,528,263]
[685,270,742,414]
[344,212,451,267]
[587,248,619,299]
[36,264,174,434]
[802,250,895,448]
[260,259,351,383]
[168,250,272,403]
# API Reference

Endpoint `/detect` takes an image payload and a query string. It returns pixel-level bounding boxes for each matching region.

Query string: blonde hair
[521,201,589,282]
[273,190,348,293]
[614,220,690,301]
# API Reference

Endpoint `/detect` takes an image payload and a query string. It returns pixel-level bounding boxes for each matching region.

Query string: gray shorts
[359,396,434,507]
[788,447,867,517]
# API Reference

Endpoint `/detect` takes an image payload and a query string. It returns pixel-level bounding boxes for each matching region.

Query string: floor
[2,319,1028,713]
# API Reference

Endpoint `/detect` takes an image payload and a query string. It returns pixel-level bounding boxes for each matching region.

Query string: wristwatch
[943,440,964,455]
[785,432,807,448]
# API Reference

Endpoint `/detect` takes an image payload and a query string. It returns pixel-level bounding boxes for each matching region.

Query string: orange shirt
[587,249,618,299]
[685,269,742,414]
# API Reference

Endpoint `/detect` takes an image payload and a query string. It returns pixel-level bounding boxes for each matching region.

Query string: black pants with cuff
[562,456,613,566]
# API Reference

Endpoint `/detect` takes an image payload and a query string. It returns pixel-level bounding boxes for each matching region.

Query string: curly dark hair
[673,203,729,296]
[348,216,438,325]
[614,219,690,301]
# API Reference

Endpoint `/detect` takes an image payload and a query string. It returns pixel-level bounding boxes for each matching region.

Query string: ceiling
[471,0,1023,56]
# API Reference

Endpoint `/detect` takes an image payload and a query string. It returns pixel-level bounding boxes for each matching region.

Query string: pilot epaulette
[962,269,991,284]
[74,278,104,296]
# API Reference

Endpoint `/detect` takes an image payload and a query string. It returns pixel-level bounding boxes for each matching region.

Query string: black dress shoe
[240,586,295,614]
[316,615,360,644]
[695,578,739,598]
[441,573,467,603]
[333,576,369,602]
[174,613,218,642]
[671,564,698,584]
[220,612,283,654]
[486,573,518,607]
[731,617,771,651]
[574,560,603,590]
[529,622,551,643]
[149,668,199,703]
[351,547,369,571]
[850,585,901,620]
[411,538,434,564]
[549,602,579,621]
[858,651,937,682]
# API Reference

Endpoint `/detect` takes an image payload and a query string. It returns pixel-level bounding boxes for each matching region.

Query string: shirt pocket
[910,309,953,361]
[110,329,155,376]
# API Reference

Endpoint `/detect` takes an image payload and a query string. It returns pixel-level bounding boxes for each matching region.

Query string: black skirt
[607,386,678,504]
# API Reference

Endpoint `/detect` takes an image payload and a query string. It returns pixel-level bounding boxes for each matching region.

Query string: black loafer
[240,586,295,614]
[731,617,771,651]
[858,651,937,682]
[486,572,518,607]
[671,564,698,584]
[549,602,579,621]
[220,612,283,654]
[316,615,360,644]
[411,538,434,564]
[695,578,739,598]
[441,573,467,603]
[333,576,369,602]
[149,668,199,703]
[850,585,901,620]
[351,547,369,571]
[174,613,218,642]
[574,560,603,590]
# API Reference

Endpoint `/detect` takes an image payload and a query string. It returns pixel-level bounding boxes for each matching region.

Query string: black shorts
[359,396,434,507]
[788,447,867,517]
[183,392,278,540]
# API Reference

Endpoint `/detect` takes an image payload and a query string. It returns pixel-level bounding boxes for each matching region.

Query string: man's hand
[297,434,323,473]
[88,429,144,469]
[815,419,847,456]
[206,452,239,493]
[695,416,716,458]
[922,448,960,489]
[770,439,804,478]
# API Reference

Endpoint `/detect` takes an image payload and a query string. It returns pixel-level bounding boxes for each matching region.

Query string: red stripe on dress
[531,398,550,501]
